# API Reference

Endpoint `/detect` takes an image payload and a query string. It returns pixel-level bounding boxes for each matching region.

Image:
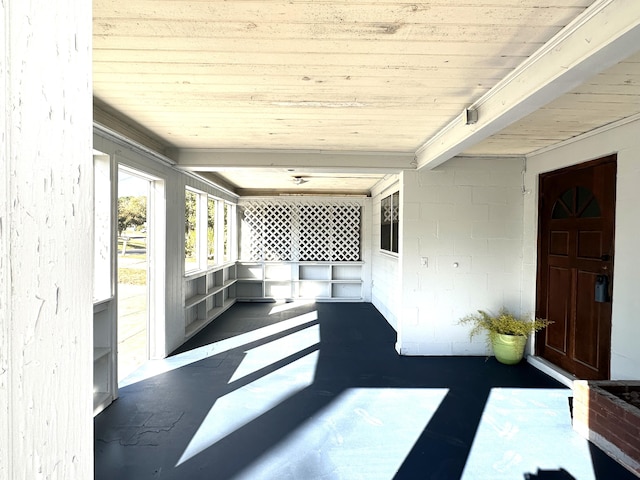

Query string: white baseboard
[527,356,576,389]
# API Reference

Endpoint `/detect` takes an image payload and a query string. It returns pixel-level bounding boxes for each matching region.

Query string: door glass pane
[552,186,601,219]
[551,201,570,219]
[552,189,573,219]
[576,186,601,218]
[117,168,149,382]
[580,198,601,218]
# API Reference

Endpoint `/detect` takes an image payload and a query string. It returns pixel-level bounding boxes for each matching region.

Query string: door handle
[595,275,610,303]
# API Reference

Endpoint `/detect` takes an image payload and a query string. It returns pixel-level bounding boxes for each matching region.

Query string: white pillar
[1,0,93,478]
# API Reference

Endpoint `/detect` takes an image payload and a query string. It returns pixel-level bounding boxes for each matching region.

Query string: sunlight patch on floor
[269,300,315,315]
[229,324,320,383]
[462,388,596,480]
[118,310,318,388]
[176,350,319,466]
[235,388,449,480]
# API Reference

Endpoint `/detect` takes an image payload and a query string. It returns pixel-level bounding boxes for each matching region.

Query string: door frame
[117,163,167,362]
[534,154,616,379]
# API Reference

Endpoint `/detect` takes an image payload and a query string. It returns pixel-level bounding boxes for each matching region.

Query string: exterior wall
[93,130,237,356]
[1,0,94,478]
[371,176,401,330]
[397,158,525,355]
[524,116,640,380]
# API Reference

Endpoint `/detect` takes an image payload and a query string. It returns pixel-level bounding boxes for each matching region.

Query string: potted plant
[459,308,552,365]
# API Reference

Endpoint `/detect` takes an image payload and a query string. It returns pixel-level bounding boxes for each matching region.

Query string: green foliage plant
[118,196,147,235]
[459,308,552,346]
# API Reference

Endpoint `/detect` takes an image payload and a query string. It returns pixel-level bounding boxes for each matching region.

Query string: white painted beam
[176,149,416,174]
[416,0,640,170]
[1,0,93,478]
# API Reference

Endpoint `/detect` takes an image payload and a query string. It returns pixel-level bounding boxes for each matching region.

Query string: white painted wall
[523,116,640,380]
[1,0,93,478]
[395,158,525,355]
[371,176,401,330]
[93,130,238,356]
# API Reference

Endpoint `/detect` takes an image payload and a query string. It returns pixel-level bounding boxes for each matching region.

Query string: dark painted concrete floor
[95,302,637,480]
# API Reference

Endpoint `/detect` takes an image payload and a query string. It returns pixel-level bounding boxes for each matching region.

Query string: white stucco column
[1,0,93,478]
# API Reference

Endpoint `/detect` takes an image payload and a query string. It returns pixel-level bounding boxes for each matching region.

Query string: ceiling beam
[415,0,640,170]
[175,149,415,174]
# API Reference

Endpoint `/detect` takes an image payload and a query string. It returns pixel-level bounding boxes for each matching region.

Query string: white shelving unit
[236,261,364,301]
[184,263,238,339]
[93,298,117,415]
[93,152,117,417]
[235,262,266,299]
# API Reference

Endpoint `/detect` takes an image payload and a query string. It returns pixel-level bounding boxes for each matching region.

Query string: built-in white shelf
[236,261,364,301]
[93,298,117,416]
[184,263,238,340]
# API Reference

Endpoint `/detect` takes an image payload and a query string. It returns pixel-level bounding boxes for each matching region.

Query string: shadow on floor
[95,302,636,480]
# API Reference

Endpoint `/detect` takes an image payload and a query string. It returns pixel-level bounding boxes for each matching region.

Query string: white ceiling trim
[93,122,177,167]
[415,0,640,170]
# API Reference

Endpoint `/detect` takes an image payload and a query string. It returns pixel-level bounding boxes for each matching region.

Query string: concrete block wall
[370,176,401,331]
[397,157,525,355]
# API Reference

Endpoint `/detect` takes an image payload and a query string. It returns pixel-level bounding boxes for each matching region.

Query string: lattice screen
[240,199,361,261]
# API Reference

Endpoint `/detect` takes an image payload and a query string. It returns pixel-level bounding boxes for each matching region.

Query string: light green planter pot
[491,333,528,365]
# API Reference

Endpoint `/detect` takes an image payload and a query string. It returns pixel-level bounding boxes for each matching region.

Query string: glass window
[552,186,601,219]
[93,154,112,302]
[186,189,235,272]
[207,197,217,266]
[185,189,198,272]
[223,202,231,263]
[380,191,399,254]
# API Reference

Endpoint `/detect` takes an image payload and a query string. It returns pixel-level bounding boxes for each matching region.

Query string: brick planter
[573,380,640,477]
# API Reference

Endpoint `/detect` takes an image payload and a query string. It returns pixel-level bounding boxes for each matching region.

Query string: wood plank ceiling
[93,0,640,194]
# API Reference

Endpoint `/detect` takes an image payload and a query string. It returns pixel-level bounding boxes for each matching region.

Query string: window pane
[552,187,601,219]
[223,202,230,262]
[380,195,391,251]
[94,155,112,302]
[207,197,216,266]
[576,186,601,218]
[185,190,198,272]
[381,192,399,253]
[391,191,399,253]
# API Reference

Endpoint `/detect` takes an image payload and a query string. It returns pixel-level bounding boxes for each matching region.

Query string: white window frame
[380,191,399,255]
[186,188,237,273]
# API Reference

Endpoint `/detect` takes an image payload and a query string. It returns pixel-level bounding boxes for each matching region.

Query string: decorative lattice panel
[299,204,333,261]
[240,199,361,262]
[330,205,361,261]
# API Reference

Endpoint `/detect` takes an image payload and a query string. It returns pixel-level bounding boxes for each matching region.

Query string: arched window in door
[551,186,601,219]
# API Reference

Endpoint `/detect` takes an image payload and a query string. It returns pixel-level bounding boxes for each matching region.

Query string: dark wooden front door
[535,155,616,380]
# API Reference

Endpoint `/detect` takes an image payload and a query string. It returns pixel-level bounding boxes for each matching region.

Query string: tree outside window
[207,197,217,266]
[185,189,198,271]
